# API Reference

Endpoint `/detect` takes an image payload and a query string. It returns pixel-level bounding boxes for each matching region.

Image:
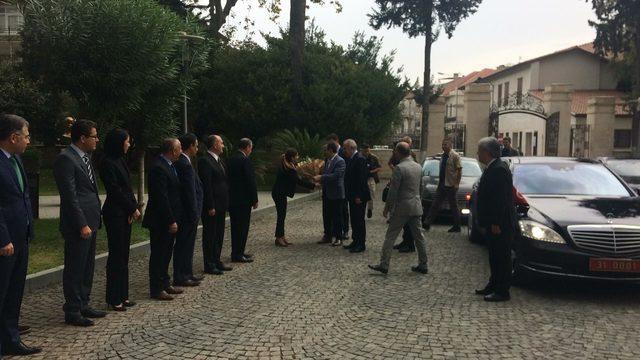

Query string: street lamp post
[179,31,205,134]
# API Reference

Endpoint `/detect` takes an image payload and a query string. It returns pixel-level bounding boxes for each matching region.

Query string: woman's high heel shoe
[283,237,292,246]
[275,238,288,247]
[111,304,126,312]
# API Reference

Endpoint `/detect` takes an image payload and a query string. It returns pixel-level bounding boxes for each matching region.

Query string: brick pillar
[587,96,616,158]
[426,96,445,156]
[463,83,492,156]
[543,84,572,157]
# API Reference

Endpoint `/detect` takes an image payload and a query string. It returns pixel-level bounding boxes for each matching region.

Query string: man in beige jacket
[424,136,462,233]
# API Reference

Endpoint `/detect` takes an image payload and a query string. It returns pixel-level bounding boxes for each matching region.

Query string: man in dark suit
[143,138,185,301]
[341,139,371,253]
[198,135,232,275]
[314,142,346,246]
[227,138,258,263]
[475,137,516,302]
[0,114,41,355]
[53,119,105,327]
[172,133,204,287]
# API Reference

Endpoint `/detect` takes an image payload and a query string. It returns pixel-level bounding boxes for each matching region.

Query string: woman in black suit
[100,128,140,311]
[271,148,315,247]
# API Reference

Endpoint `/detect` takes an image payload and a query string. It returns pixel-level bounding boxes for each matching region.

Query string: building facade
[0,2,23,62]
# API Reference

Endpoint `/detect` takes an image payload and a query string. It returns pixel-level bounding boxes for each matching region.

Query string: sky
[223,0,597,84]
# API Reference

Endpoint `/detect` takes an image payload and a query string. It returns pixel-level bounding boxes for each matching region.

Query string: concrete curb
[24,191,321,294]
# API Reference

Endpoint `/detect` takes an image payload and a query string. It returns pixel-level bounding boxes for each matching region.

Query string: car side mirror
[516,204,530,216]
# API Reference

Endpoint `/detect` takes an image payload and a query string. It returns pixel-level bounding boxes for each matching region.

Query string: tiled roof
[529,89,631,116]
[442,68,497,96]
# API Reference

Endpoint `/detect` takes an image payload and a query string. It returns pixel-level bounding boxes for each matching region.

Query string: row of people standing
[51,120,259,327]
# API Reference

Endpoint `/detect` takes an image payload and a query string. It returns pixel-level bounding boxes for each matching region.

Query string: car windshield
[513,163,631,196]
[422,159,482,177]
[606,160,640,178]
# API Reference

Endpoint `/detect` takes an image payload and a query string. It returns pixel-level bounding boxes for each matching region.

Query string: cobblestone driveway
[13,196,640,359]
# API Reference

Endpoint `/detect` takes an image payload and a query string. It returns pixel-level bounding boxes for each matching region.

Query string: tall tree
[587,0,640,155]
[369,0,482,158]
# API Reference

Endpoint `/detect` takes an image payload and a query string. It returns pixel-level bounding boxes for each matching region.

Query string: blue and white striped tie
[82,155,95,184]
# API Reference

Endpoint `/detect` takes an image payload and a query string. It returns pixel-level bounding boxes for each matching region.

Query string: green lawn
[28,219,149,274]
[37,168,141,196]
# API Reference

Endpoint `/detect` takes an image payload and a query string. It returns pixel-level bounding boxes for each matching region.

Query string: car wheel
[467,213,482,244]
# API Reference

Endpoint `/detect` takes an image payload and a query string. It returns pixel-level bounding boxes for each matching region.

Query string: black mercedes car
[598,157,640,195]
[468,157,640,284]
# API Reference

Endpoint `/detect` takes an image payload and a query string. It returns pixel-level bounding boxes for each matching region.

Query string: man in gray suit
[369,142,428,274]
[314,142,346,246]
[54,119,105,326]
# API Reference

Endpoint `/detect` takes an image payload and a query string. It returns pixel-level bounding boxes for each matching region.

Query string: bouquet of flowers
[297,157,324,180]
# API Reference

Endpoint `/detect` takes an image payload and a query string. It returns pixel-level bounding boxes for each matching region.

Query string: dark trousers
[0,246,28,351]
[425,186,460,227]
[342,200,350,236]
[272,192,287,238]
[487,233,512,296]
[230,205,251,260]
[322,196,344,240]
[348,199,366,247]
[62,230,97,315]
[396,225,415,250]
[202,211,226,271]
[104,217,131,306]
[149,228,175,296]
[173,219,198,283]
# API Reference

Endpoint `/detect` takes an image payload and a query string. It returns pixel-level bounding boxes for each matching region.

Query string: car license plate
[589,258,640,273]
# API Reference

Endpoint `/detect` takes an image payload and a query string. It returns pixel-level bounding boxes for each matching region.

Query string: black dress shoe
[367,209,373,219]
[232,256,254,263]
[110,304,126,312]
[217,263,233,271]
[174,279,200,287]
[368,264,388,274]
[392,243,402,250]
[204,268,224,275]
[411,266,429,274]
[342,242,356,250]
[123,300,136,307]
[474,288,494,296]
[81,308,107,318]
[423,224,431,231]
[484,293,511,302]
[243,253,253,259]
[191,274,205,282]
[65,316,94,327]
[166,286,184,295]
[18,325,30,335]
[349,246,366,253]
[398,247,415,253]
[448,226,461,233]
[151,291,174,301]
[1,341,42,356]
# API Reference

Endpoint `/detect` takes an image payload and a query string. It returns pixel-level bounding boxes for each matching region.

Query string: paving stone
[10,191,640,359]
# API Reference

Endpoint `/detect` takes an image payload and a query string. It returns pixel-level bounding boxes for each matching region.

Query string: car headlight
[519,220,566,244]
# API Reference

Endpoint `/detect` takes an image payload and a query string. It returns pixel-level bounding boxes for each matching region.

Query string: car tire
[467,213,483,244]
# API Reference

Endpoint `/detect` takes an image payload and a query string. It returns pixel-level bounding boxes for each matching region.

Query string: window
[517,78,523,104]
[0,5,23,35]
[614,129,632,149]
[503,82,510,106]
[497,84,502,107]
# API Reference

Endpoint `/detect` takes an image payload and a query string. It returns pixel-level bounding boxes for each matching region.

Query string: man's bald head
[395,141,411,158]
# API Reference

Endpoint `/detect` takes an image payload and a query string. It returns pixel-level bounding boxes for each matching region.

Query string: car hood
[423,176,477,190]
[527,196,640,227]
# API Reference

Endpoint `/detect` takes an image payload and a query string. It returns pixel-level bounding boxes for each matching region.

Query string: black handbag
[382,182,390,202]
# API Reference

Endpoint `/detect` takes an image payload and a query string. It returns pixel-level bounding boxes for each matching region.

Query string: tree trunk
[420,1,434,161]
[137,150,146,214]
[290,0,306,119]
